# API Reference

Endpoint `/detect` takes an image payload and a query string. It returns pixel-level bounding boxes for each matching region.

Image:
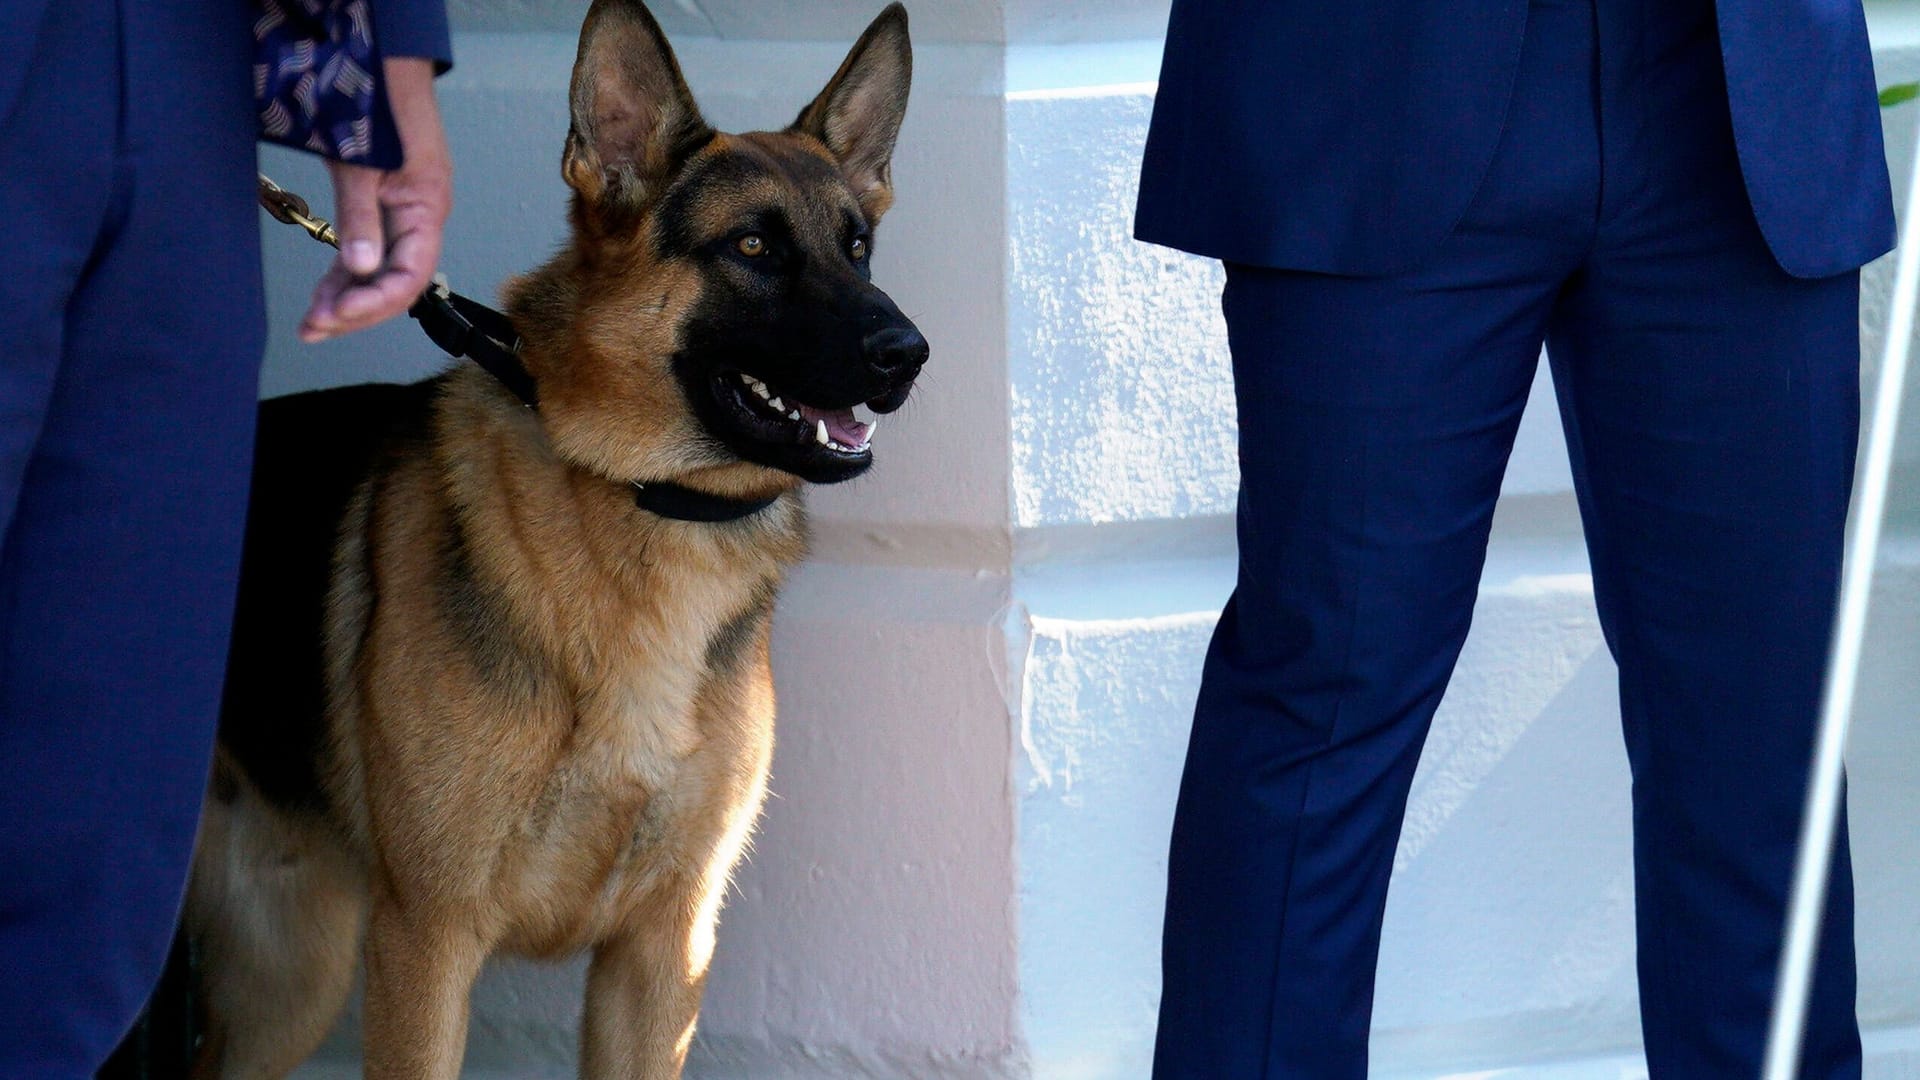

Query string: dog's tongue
[795,402,870,448]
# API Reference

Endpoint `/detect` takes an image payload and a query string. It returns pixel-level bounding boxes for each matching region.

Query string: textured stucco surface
[1016,607,1216,1078]
[687,564,1021,1078]
[1007,91,1234,529]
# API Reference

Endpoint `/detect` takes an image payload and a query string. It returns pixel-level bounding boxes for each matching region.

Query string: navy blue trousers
[1153,0,1863,1075]
[0,0,263,1073]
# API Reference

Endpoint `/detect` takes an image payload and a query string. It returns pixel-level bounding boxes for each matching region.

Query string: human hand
[300,57,451,343]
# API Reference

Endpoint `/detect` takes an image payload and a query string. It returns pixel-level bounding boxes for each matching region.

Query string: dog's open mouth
[689,362,918,484]
[715,371,883,456]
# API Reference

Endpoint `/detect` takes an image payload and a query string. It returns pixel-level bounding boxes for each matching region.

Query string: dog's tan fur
[186,3,914,1077]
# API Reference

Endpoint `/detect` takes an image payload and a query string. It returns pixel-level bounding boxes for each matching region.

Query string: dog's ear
[791,3,912,224]
[563,0,711,212]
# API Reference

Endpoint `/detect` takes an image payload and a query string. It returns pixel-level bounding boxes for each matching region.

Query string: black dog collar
[631,481,781,523]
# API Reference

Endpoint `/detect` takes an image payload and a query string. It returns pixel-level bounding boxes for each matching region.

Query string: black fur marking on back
[218,381,440,817]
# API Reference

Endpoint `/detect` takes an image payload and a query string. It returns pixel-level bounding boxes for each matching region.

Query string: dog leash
[257,174,778,524]
[258,174,536,407]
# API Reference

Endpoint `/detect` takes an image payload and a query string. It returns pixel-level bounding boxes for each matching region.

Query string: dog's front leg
[361,893,487,1080]
[580,910,714,1080]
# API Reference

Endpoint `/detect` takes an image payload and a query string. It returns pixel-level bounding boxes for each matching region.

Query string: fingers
[330,162,385,276]
[299,165,451,342]
[325,215,443,331]
[360,196,444,315]
[300,58,452,344]
[298,262,357,344]
[300,161,386,343]
[297,221,441,343]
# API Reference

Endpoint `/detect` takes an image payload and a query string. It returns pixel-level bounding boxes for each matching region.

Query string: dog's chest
[529,625,713,839]
[497,571,767,944]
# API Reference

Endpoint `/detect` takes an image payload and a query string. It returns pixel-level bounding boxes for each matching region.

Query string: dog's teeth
[752,382,771,400]
[865,415,878,439]
[814,419,830,446]
[788,409,801,421]
[739,372,754,385]
[768,396,783,411]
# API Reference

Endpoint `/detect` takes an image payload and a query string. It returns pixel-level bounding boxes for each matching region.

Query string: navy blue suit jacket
[1136,0,1897,278]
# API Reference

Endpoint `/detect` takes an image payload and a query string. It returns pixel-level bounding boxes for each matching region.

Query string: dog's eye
[737,234,766,257]
[849,237,869,261]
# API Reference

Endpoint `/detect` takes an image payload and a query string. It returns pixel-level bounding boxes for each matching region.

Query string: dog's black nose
[864,326,928,379]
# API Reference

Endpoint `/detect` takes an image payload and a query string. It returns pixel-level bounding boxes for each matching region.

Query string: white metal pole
[1760,117,1920,1080]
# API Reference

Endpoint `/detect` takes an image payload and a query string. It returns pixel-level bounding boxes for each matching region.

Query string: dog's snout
[864,326,928,379]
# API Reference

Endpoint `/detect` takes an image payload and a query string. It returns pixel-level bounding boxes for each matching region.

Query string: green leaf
[1881,82,1920,109]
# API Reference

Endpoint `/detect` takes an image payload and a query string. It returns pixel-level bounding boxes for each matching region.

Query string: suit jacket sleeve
[254,0,450,169]
[372,0,453,73]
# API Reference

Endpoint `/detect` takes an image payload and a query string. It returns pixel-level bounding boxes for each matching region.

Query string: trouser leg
[0,0,263,1071]
[1549,1,1864,1071]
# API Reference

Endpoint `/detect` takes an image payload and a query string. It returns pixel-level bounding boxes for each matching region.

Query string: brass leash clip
[257,174,339,249]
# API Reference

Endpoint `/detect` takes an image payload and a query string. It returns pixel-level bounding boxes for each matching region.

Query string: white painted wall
[267,3,1920,1077]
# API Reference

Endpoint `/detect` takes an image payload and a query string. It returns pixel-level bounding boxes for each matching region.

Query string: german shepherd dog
[185,3,922,1076]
